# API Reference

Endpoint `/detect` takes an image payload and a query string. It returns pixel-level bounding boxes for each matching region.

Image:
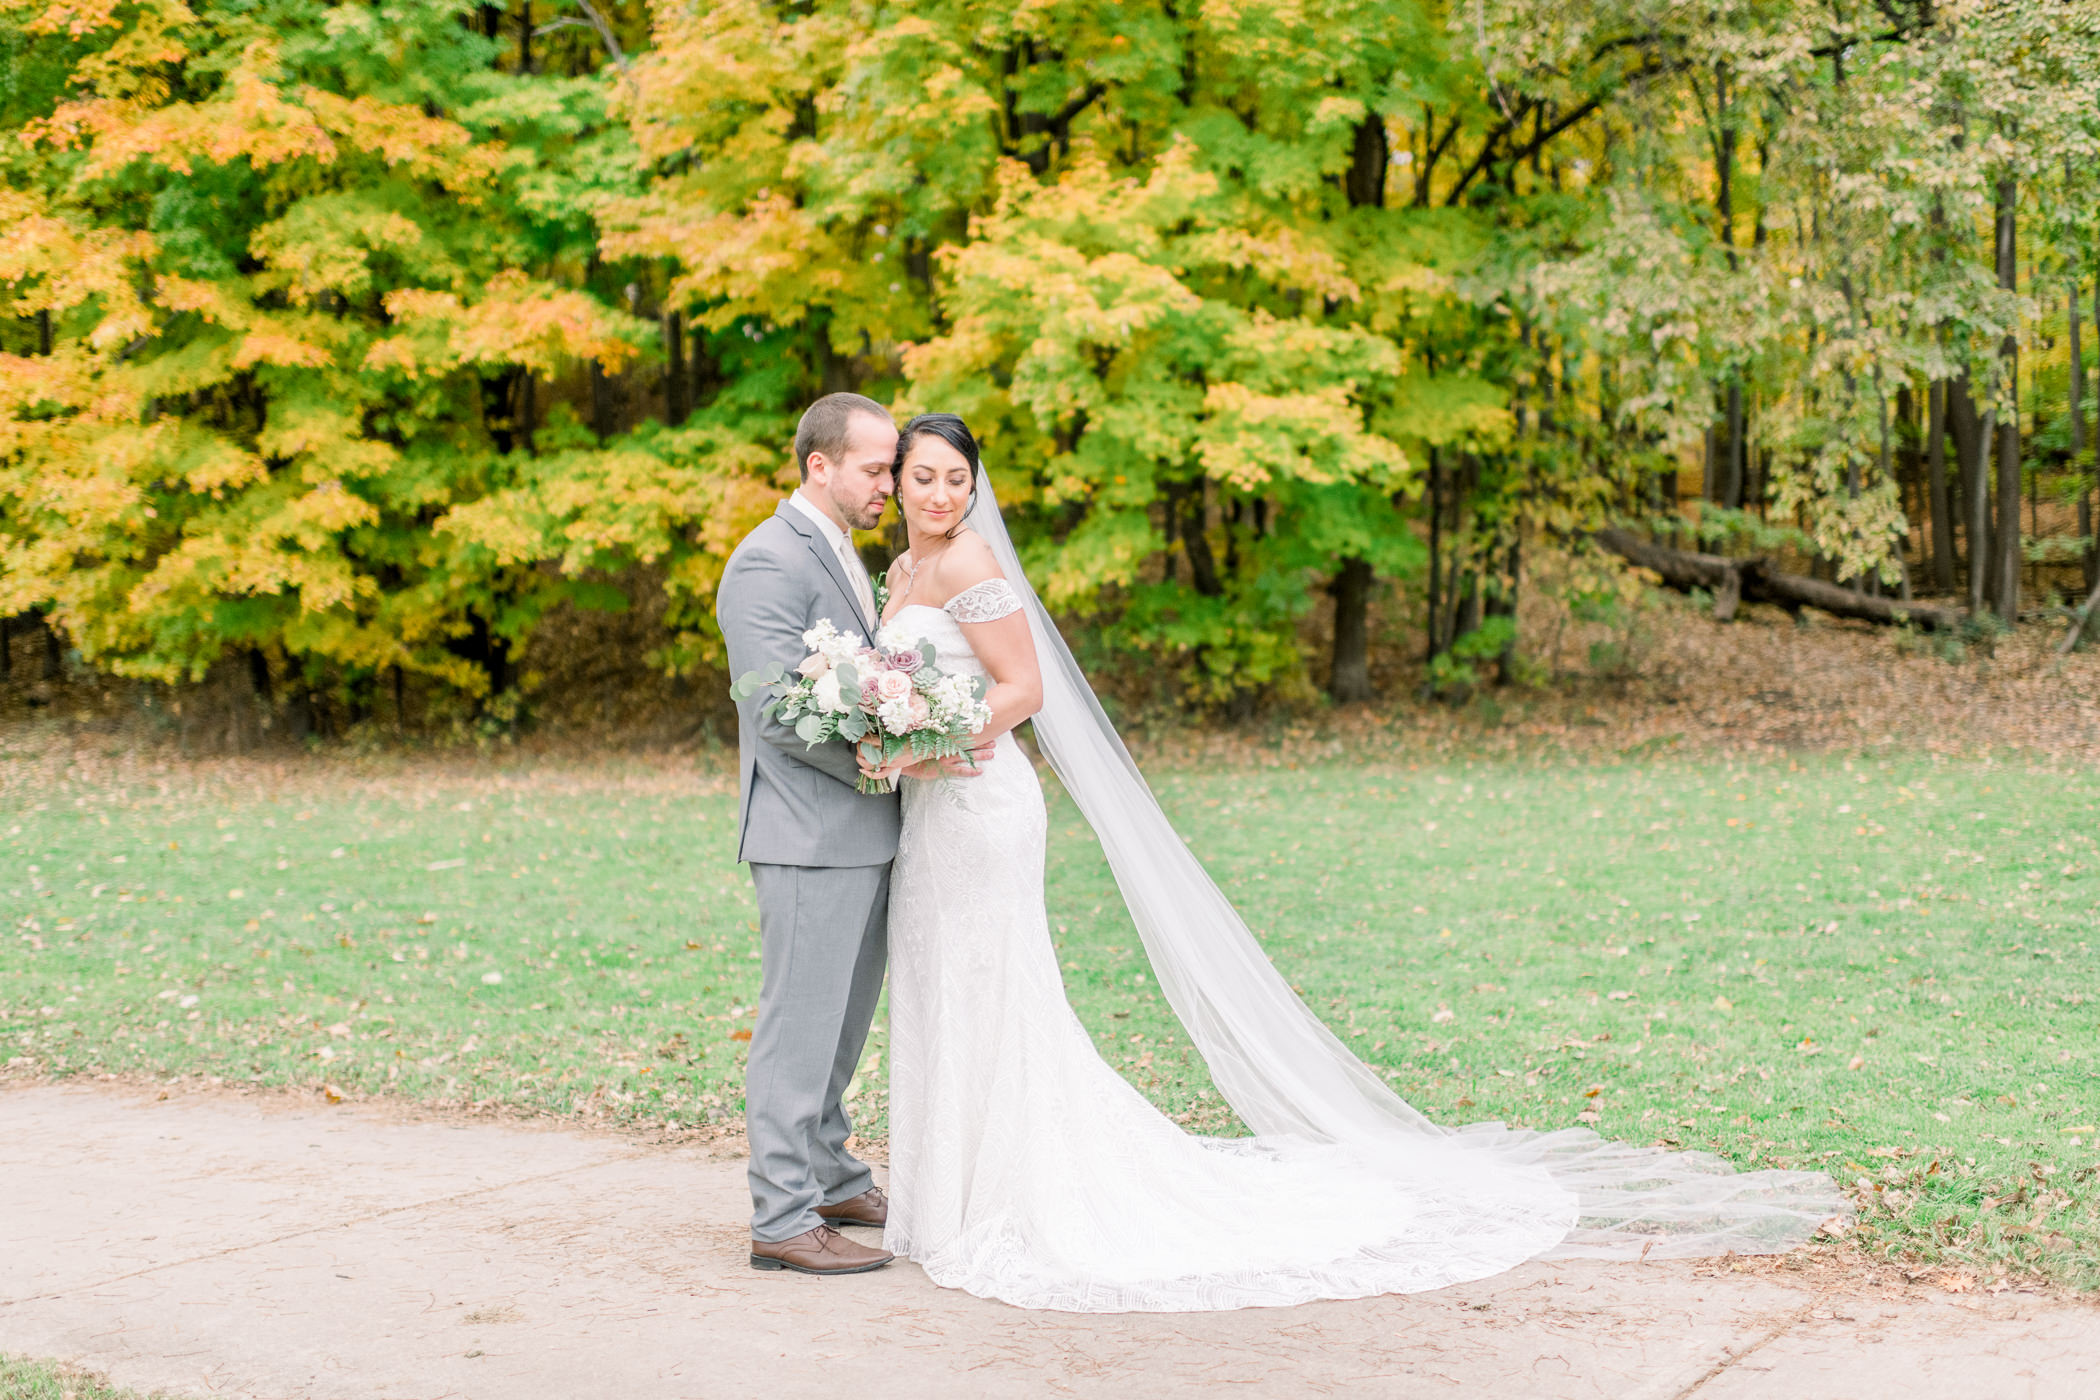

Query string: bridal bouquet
[730,619,993,793]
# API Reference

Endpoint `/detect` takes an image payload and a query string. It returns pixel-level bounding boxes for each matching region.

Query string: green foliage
[7,1,2100,714]
[0,1355,165,1400]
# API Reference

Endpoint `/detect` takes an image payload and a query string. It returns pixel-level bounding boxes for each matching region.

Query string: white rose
[812,671,848,714]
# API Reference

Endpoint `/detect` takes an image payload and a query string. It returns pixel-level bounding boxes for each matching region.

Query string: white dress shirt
[789,490,876,627]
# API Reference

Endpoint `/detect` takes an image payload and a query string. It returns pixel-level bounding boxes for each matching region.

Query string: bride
[864,412,1846,1313]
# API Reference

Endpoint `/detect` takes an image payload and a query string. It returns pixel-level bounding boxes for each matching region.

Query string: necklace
[896,535,954,609]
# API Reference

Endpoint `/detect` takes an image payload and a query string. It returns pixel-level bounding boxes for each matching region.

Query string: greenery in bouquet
[731,620,992,793]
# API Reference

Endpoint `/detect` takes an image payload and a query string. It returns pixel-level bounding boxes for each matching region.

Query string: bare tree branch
[535,0,627,72]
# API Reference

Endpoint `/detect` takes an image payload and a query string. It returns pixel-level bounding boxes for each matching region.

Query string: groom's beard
[839,496,889,532]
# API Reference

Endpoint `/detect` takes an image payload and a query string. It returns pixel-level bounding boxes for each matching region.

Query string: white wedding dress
[877,477,1848,1314]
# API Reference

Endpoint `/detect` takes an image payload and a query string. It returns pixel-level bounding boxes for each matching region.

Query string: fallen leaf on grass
[729,1029,752,1042]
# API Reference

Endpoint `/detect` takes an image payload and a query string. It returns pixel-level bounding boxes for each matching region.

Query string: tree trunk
[1454,572,1481,641]
[2090,270,2100,592]
[663,309,689,426]
[1345,113,1388,209]
[1948,374,1984,597]
[1974,405,1996,616]
[0,614,10,682]
[1425,446,1444,659]
[1489,537,1521,684]
[2078,275,2096,594]
[1181,481,1223,597]
[1709,57,1746,514]
[515,370,537,455]
[589,360,615,441]
[1927,379,1955,592]
[1328,557,1374,703]
[1444,455,1478,649]
[1723,379,1745,508]
[1894,382,1918,526]
[1989,175,2020,620]
[1327,107,1387,693]
[449,613,512,702]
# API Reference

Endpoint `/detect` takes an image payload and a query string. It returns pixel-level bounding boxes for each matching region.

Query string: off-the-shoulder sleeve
[944,577,1023,623]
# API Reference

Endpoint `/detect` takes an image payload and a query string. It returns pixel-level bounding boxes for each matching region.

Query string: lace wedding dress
[884,586,1576,1310]
[878,481,1848,1314]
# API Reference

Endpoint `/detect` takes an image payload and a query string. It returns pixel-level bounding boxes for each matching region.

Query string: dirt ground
[3,1079,2095,1400]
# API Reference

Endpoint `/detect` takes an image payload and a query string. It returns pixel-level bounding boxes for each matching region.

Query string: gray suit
[716,501,900,1242]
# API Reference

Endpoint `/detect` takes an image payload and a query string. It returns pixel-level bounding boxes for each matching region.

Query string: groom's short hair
[795,393,893,481]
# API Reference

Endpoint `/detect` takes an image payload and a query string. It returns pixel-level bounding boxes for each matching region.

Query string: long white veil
[963,467,1848,1259]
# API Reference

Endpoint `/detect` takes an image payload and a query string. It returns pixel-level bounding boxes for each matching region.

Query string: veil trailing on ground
[961,468,1848,1259]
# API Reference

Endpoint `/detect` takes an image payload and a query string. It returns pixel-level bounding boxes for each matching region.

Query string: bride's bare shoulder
[934,531,1005,597]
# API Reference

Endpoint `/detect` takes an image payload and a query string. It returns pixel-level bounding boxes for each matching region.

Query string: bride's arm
[960,608,1042,745]
[943,539,1042,746]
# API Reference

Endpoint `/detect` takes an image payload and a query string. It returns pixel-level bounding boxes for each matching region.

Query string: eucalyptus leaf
[794,712,825,744]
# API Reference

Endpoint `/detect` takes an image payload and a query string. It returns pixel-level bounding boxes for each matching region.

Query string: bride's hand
[855,738,891,780]
[935,743,993,778]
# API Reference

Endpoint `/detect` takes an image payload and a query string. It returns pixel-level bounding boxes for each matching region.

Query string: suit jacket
[715,501,901,867]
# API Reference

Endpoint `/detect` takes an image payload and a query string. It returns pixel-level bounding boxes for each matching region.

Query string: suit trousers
[743,860,891,1241]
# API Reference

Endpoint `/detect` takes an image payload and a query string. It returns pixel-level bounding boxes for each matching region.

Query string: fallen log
[1591,528,1750,621]
[1592,529,1967,632]
[2061,577,2100,654]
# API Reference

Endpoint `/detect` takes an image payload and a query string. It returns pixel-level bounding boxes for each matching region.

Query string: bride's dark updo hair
[892,413,980,538]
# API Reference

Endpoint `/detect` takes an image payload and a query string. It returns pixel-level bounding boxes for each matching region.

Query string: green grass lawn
[4,748,2097,1288]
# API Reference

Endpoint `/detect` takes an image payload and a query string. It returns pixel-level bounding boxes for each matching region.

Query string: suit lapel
[775,499,876,639]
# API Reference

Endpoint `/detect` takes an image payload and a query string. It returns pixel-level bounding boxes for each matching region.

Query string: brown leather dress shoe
[816,1185,889,1228]
[749,1224,893,1275]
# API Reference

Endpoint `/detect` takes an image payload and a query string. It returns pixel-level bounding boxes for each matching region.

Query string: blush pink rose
[906,692,932,728]
[796,652,832,679]
[876,669,913,703]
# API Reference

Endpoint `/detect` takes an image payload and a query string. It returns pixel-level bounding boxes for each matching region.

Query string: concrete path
[1,1083,2094,1400]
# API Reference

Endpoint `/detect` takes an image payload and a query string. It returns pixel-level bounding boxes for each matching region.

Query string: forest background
[4,0,2099,745]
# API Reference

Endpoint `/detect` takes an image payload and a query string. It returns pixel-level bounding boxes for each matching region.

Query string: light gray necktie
[836,532,876,626]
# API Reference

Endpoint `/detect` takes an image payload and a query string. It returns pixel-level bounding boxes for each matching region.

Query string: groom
[717,392,905,1276]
